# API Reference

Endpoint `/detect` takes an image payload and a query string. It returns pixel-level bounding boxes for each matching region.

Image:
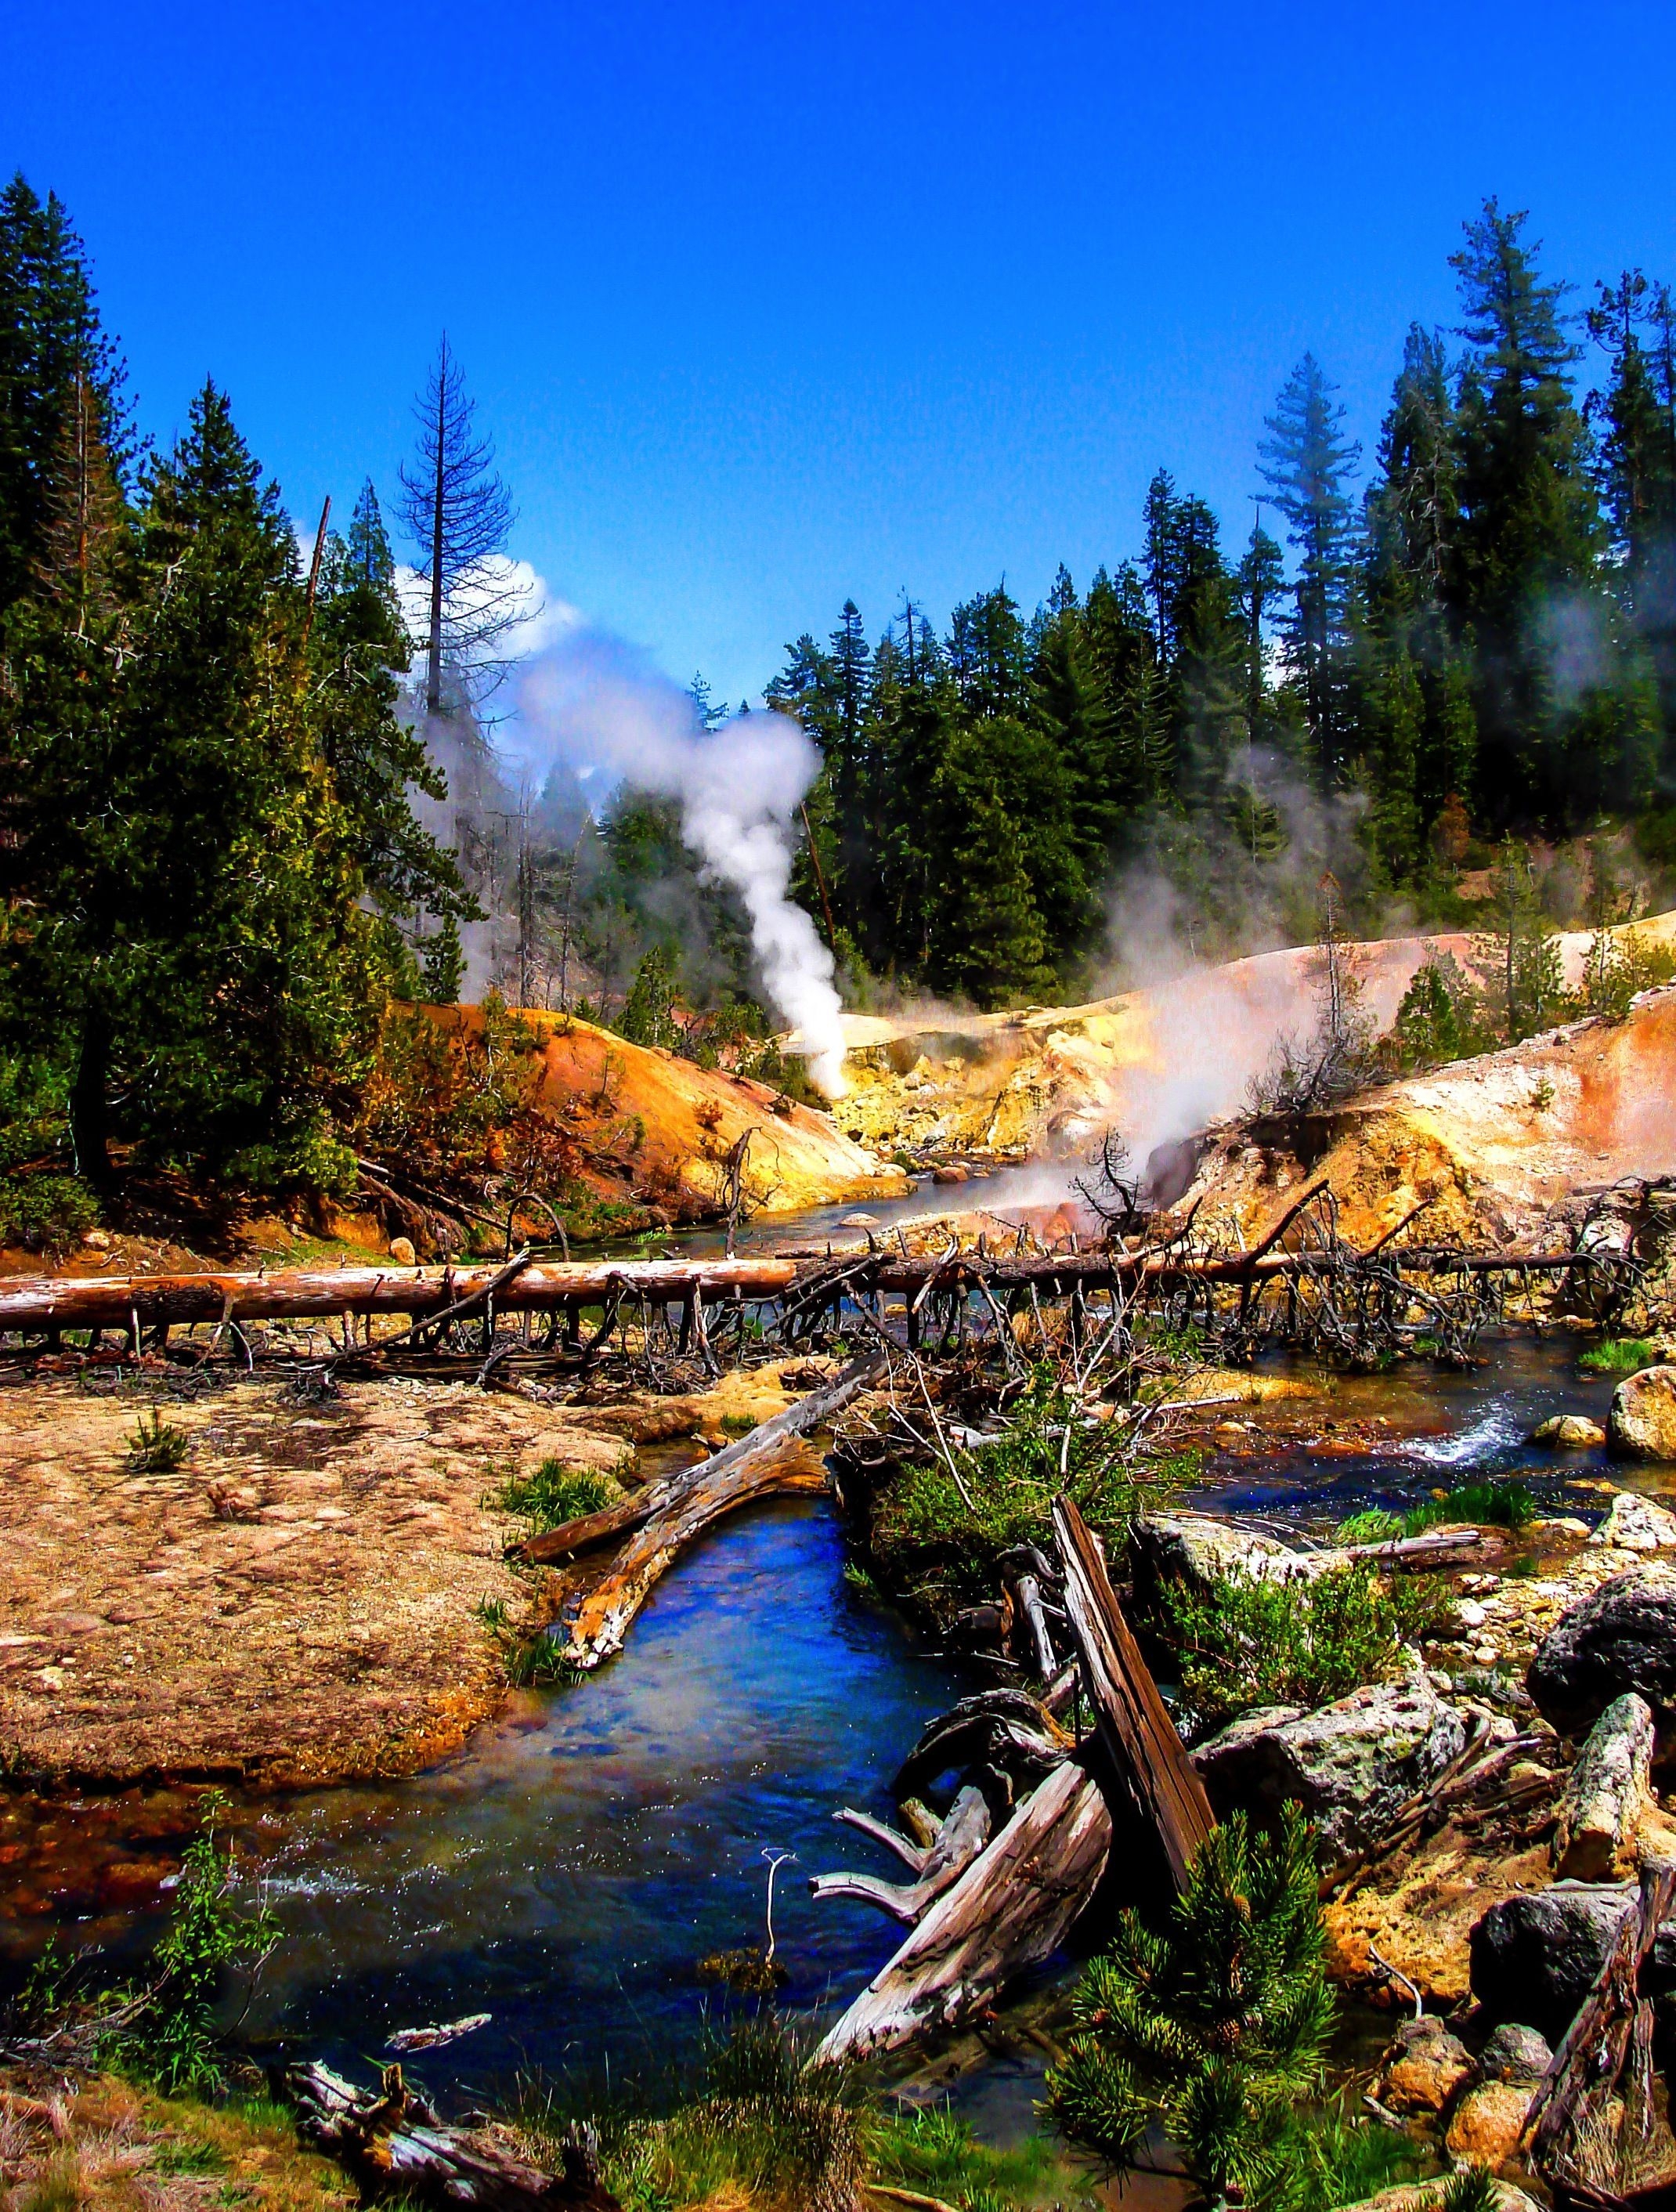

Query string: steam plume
[516,631,848,1094]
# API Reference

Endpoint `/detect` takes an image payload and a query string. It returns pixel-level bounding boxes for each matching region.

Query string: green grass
[1579,1336,1659,1376]
[126,1406,190,1474]
[501,1632,583,1689]
[1163,1563,1442,1733]
[153,2138,228,2174]
[1262,2108,1423,2212]
[1335,1508,1403,1544]
[1404,1477,1535,1533]
[868,2102,1088,2208]
[487,1458,619,1535]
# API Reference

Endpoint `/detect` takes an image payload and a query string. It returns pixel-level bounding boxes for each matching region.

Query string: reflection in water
[230,1499,977,2098]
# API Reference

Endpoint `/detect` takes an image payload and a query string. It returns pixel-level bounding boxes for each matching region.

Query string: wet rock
[931,1164,970,1185]
[1531,1414,1606,1448]
[1193,1675,1467,1871]
[1552,1692,1656,1880]
[1478,2022,1554,2084]
[1609,1366,1676,1461]
[1377,2015,1475,2116]
[1469,1884,1635,2043]
[1589,1491,1676,1552]
[1444,2080,1536,2169]
[1526,1565,1676,1737]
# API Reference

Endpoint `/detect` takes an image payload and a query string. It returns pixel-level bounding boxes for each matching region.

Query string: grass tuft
[1579,1337,1659,1377]
[487,1458,619,1535]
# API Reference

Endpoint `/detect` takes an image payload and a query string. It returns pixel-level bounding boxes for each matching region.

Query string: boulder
[388,1235,417,1267]
[1588,1490,1676,1552]
[1342,2182,1541,2212]
[1552,1692,1656,1880]
[1469,1884,1635,2044]
[1444,2080,1536,2169]
[1193,1675,1467,1871]
[1377,2015,1475,2116]
[1609,1365,1676,1461]
[1531,1414,1607,1449]
[1526,1565,1676,1737]
[1477,2022,1554,2085]
[1130,1512,1338,1609]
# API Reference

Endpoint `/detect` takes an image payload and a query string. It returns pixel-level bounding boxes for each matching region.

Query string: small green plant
[1262,2105,1422,2212]
[126,1407,190,1474]
[1580,1337,1658,1376]
[115,1792,279,2095]
[502,1632,583,1690]
[472,1596,510,1632]
[0,1171,99,1256]
[1404,1477,1535,1534]
[1047,1806,1335,2209]
[1335,1508,1403,1544]
[489,1458,617,1536]
[18,2147,85,2212]
[718,1412,759,1437]
[1164,1564,1436,1731]
[152,2139,227,2175]
[1529,1073,1556,1111]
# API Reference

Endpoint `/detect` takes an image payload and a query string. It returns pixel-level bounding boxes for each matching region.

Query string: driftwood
[560,1438,830,1668]
[890,1690,1070,1804]
[1052,1496,1215,1892]
[1526,1856,1676,2207]
[811,1785,992,1923]
[288,2060,620,2212]
[0,1257,797,1334]
[811,1756,1112,2064]
[520,1352,885,1565]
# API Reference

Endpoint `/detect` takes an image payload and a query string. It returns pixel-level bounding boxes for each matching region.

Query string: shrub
[127,1408,190,1474]
[1047,1807,1334,2208]
[1164,1564,1434,1731]
[0,1172,99,1255]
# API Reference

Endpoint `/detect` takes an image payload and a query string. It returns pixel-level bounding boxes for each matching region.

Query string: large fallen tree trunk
[560,1438,831,1668]
[811,1755,1111,2065]
[520,1352,885,1564]
[288,2060,621,2212]
[0,1257,798,1334]
[1052,1496,1214,1892]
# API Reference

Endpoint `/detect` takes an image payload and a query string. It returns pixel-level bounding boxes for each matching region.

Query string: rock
[1193,1675,1467,1871]
[1469,1884,1635,2043]
[931,1164,970,1185]
[1377,2015,1475,2116]
[388,1235,417,1267]
[82,1226,112,1250]
[1129,1513,1338,1609]
[1526,1565,1676,1737]
[839,1213,878,1228]
[1445,2080,1536,2168]
[1532,1414,1607,1448]
[1343,2188,1541,2212]
[1477,2022,1554,2085]
[1589,1490,1676,1552]
[1609,1366,1676,1460]
[1553,1693,1656,1879]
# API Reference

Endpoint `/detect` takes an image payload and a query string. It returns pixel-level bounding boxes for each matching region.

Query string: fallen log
[890,1690,1070,1804]
[287,2060,620,2212]
[560,1438,832,1668]
[520,1350,885,1563]
[811,1785,992,1923]
[0,1257,799,1335]
[811,1756,1112,2064]
[1052,1496,1215,1892]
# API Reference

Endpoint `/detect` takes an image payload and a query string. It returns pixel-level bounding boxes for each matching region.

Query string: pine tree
[1259,354,1361,784]
[1471,837,1567,1041]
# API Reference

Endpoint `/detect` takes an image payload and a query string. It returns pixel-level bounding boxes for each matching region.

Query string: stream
[0,1314,1652,2119]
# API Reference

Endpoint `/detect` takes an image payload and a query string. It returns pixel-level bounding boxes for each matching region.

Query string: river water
[0,1320,1646,2112]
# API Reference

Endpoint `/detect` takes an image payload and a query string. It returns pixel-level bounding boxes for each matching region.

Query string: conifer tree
[1259,354,1361,783]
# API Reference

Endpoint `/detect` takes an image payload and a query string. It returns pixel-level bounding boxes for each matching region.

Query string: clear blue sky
[5,1,1674,703]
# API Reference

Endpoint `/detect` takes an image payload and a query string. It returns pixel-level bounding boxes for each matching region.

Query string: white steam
[515,630,849,1095]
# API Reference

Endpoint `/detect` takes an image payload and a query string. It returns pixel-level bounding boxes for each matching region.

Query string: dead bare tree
[397,336,528,716]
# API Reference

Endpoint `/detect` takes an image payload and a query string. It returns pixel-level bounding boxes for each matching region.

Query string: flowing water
[0,1321,1653,2113]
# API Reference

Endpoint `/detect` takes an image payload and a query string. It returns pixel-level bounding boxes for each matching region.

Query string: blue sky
[5,1,1675,703]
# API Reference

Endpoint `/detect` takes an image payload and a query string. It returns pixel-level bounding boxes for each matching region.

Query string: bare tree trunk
[427,342,447,714]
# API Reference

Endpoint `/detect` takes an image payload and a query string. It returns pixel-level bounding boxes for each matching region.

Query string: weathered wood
[833,1805,930,1873]
[0,1257,799,1334]
[1526,1856,1676,2202]
[1052,1495,1215,1892]
[561,1439,832,1668]
[1341,1526,1483,1567]
[811,1757,1112,2065]
[891,1689,1070,1803]
[288,2059,620,2212]
[1009,1570,1058,1676]
[811,1785,992,1923]
[520,1351,885,1564]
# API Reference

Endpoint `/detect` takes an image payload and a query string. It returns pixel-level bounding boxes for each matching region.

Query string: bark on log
[560,1440,831,1668]
[811,1757,1112,2065]
[287,2060,621,2212]
[0,1258,798,1334]
[891,1690,1070,1803]
[519,1351,885,1564]
[811,1785,992,1923]
[1052,1496,1215,1892]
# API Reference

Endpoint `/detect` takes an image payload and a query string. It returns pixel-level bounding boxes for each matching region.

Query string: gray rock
[1531,1414,1607,1449]
[1610,1365,1676,1461]
[1469,1884,1634,2044]
[1589,1491,1676,1552]
[1526,1564,1676,1737]
[1552,1691,1656,1879]
[1477,2022,1554,2085]
[1192,1675,1466,1871]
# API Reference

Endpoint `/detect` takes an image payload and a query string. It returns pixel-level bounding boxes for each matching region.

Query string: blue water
[231,1499,977,2096]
